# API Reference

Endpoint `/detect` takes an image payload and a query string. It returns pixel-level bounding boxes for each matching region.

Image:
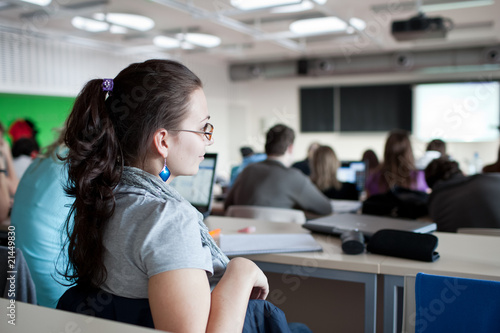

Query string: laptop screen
[169,153,218,218]
[337,161,366,191]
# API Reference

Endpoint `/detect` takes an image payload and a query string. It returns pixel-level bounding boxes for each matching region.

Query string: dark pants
[57,286,311,332]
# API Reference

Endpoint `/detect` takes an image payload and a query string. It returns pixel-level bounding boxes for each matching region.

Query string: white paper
[220,233,322,256]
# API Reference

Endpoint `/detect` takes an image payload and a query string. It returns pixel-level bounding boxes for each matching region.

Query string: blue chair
[408,272,500,333]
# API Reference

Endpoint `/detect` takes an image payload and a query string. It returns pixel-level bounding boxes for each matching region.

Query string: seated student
[56,60,302,332]
[366,129,428,197]
[415,139,447,170]
[10,128,72,308]
[291,141,320,176]
[310,145,359,200]
[362,149,379,179]
[12,137,39,179]
[0,121,19,200]
[225,124,332,216]
[229,146,266,187]
[0,146,10,223]
[482,145,500,173]
[425,157,500,232]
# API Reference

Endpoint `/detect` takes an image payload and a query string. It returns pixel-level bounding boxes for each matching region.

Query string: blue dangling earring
[159,158,170,182]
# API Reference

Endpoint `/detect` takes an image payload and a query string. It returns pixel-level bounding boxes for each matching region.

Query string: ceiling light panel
[270,1,314,13]
[231,0,302,11]
[290,16,348,35]
[20,0,51,6]
[153,35,181,49]
[93,13,155,31]
[72,16,109,32]
[177,33,221,48]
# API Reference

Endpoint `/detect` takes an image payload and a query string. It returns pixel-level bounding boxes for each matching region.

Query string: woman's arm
[0,157,10,222]
[148,257,268,332]
[0,140,19,195]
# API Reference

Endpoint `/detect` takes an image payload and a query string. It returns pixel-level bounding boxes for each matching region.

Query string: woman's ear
[152,128,169,158]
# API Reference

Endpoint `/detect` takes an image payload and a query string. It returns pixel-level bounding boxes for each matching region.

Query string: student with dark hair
[12,137,39,178]
[229,146,266,186]
[310,145,359,200]
[415,138,447,170]
[291,141,320,176]
[362,149,380,178]
[425,157,500,232]
[365,129,428,197]
[225,124,332,216]
[56,59,285,332]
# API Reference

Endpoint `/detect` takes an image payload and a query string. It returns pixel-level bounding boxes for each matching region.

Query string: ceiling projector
[391,13,452,41]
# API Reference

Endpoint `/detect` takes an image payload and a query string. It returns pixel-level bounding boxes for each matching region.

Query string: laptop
[303,213,436,238]
[337,161,366,191]
[169,153,218,218]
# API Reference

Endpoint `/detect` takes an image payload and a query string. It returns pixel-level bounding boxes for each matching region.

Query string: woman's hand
[249,262,269,300]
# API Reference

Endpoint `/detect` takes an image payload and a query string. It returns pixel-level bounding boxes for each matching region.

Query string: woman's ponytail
[62,79,122,288]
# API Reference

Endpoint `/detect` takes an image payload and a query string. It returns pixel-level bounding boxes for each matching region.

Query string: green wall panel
[0,93,75,148]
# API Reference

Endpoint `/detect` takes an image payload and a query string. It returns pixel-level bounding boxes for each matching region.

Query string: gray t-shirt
[100,182,227,299]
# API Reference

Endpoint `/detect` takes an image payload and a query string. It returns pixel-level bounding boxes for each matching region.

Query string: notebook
[169,153,217,218]
[337,160,366,191]
[219,233,322,256]
[303,213,436,238]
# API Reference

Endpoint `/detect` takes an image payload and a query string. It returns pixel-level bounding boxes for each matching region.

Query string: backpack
[362,186,429,219]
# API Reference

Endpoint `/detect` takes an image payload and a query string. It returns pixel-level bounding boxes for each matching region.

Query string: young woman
[365,130,428,197]
[60,59,270,332]
[310,145,359,201]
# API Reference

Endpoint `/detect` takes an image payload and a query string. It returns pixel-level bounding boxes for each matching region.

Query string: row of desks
[205,216,500,333]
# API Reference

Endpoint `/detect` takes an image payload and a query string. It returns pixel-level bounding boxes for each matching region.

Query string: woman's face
[166,88,213,180]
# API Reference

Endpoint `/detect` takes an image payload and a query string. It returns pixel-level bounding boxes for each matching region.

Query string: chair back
[225,205,306,224]
[403,272,500,333]
[0,246,37,304]
[456,228,500,236]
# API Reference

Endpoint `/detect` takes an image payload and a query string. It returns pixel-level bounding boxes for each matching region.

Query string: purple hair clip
[102,79,114,92]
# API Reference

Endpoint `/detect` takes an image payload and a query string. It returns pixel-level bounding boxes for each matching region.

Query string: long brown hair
[61,59,202,289]
[378,129,416,191]
[310,145,341,191]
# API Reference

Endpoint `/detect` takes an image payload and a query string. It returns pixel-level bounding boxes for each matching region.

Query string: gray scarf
[120,166,229,267]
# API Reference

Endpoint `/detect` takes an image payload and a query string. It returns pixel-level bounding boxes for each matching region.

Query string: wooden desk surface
[379,231,500,280]
[205,216,385,274]
[207,216,500,280]
[0,298,158,333]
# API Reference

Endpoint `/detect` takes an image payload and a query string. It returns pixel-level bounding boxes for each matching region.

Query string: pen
[209,228,221,237]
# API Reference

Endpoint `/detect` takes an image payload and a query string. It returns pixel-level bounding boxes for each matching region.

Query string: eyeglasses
[170,123,214,141]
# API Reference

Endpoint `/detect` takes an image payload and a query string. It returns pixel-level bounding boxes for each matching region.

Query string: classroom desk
[206,216,500,333]
[380,232,500,333]
[205,216,387,333]
[0,297,158,333]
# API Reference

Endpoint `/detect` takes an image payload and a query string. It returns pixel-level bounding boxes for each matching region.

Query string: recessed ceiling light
[154,36,181,49]
[109,25,128,34]
[289,16,347,35]
[231,0,301,11]
[92,13,155,31]
[20,0,51,6]
[72,16,109,33]
[176,33,221,48]
[180,41,195,50]
[271,0,314,13]
[349,17,366,31]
